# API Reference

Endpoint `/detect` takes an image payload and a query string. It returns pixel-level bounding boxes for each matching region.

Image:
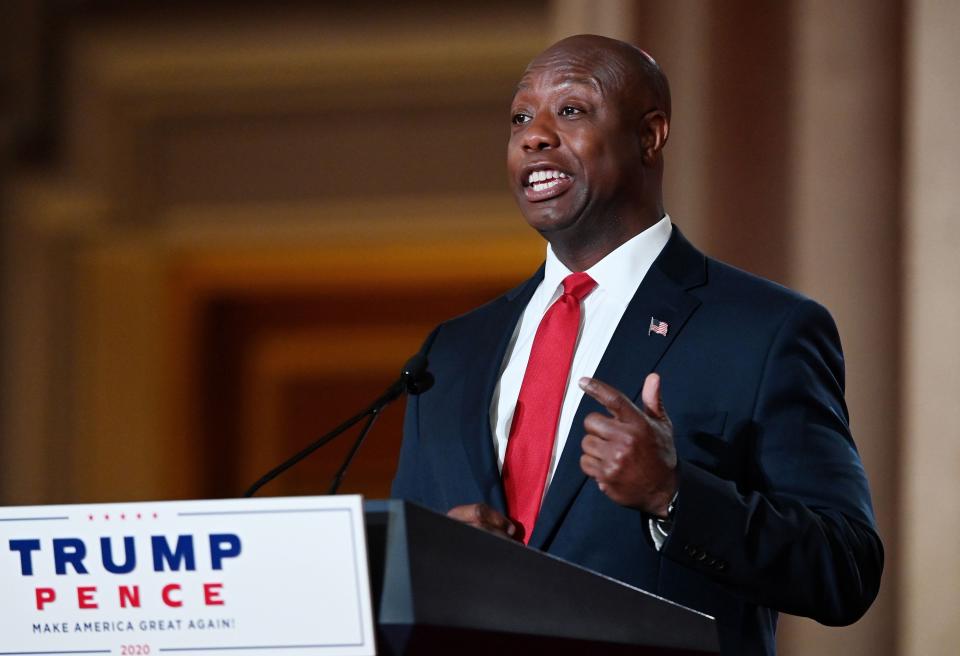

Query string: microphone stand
[242,381,404,498]
[327,408,381,494]
[242,354,431,498]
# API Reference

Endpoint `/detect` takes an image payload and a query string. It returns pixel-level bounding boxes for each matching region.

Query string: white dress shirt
[489,215,673,495]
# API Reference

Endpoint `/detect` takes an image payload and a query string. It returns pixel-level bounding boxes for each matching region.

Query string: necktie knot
[562,271,597,302]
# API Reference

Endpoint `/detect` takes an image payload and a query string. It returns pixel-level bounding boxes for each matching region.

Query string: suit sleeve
[391,325,442,505]
[661,299,884,626]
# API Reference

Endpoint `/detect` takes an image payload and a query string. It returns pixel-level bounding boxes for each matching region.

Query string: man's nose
[522,114,561,151]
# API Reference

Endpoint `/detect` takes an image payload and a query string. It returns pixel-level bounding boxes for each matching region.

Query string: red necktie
[503,271,597,543]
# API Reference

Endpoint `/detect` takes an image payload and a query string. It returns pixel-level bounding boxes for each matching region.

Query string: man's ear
[640,110,669,165]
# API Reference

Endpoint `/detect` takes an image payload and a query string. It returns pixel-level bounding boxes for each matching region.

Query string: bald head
[521,34,671,122]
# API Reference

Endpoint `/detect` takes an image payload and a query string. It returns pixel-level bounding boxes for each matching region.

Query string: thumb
[641,373,667,420]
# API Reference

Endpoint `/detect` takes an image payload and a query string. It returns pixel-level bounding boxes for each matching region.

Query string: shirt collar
[543,215,673,305]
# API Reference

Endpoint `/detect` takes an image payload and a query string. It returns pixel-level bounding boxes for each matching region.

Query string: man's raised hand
[578,373,678,517]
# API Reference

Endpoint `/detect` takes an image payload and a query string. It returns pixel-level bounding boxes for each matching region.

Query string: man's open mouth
[522,168,573,201]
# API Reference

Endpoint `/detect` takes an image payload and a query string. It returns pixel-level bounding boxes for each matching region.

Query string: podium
[364,500,719,655]
[0,496,718,654]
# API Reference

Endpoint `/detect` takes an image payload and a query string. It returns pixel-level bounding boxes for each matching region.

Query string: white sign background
[0,495,375,656]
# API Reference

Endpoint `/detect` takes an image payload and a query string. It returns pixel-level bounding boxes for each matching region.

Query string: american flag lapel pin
[648,316,669,336]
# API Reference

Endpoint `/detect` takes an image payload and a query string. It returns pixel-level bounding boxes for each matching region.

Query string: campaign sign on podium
[0,495,375,655]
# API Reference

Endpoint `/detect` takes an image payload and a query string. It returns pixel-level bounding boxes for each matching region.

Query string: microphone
[398,353,434,395]
[242,353,433,498]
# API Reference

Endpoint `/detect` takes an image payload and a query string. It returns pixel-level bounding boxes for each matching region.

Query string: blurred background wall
[1,1,957,654]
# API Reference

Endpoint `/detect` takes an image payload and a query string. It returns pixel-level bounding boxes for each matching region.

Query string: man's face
[507,58,645,237]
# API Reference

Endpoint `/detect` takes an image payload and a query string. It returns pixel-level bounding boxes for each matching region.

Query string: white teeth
[531,179,561,192]
[527,169,568,186]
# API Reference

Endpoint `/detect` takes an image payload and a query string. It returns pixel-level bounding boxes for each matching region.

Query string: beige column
[779,1,902,654]
[0,198,64,505]
[901,1,960,654]
[0,185,107,505]
[632,0,713,243]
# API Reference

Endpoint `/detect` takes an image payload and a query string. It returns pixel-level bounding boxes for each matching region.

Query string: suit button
[684,544,697,556]
[707,557,717,567]
[716,560,727,571]
[695,551,707,561]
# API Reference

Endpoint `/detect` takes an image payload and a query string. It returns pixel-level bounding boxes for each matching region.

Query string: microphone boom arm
[241,354,431,498]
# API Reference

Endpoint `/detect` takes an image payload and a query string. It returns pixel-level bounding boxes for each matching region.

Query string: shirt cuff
[648,490,679,551]
[648,517,670,550]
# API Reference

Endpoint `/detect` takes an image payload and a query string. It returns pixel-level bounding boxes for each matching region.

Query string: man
[392,34,882,655]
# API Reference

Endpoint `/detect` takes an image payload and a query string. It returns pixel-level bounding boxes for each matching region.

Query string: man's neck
[548,207,666,272]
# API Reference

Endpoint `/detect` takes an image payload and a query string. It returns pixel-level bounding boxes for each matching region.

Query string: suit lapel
[457,268,544,515]
[528,228,706,549]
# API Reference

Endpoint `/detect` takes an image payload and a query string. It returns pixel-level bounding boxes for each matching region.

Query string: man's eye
[511,113,531,125]
[559,106,583,117]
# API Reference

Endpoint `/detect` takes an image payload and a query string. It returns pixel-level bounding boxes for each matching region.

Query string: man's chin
[522,213,579,237]
[518,198,585,236]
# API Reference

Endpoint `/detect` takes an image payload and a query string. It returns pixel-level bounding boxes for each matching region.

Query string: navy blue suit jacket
[392,227,883,655]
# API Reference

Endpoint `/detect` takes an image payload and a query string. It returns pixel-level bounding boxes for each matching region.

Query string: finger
[579,452,605,479]
[581,454,614,496]
[448,504,516,538]
[641,372,668,420]
[581,432,614,458]
[476,504,518,538]
[578,377,635,420]
[582,411,623,441]
[447,504,481,524]
[447,503,496,528]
